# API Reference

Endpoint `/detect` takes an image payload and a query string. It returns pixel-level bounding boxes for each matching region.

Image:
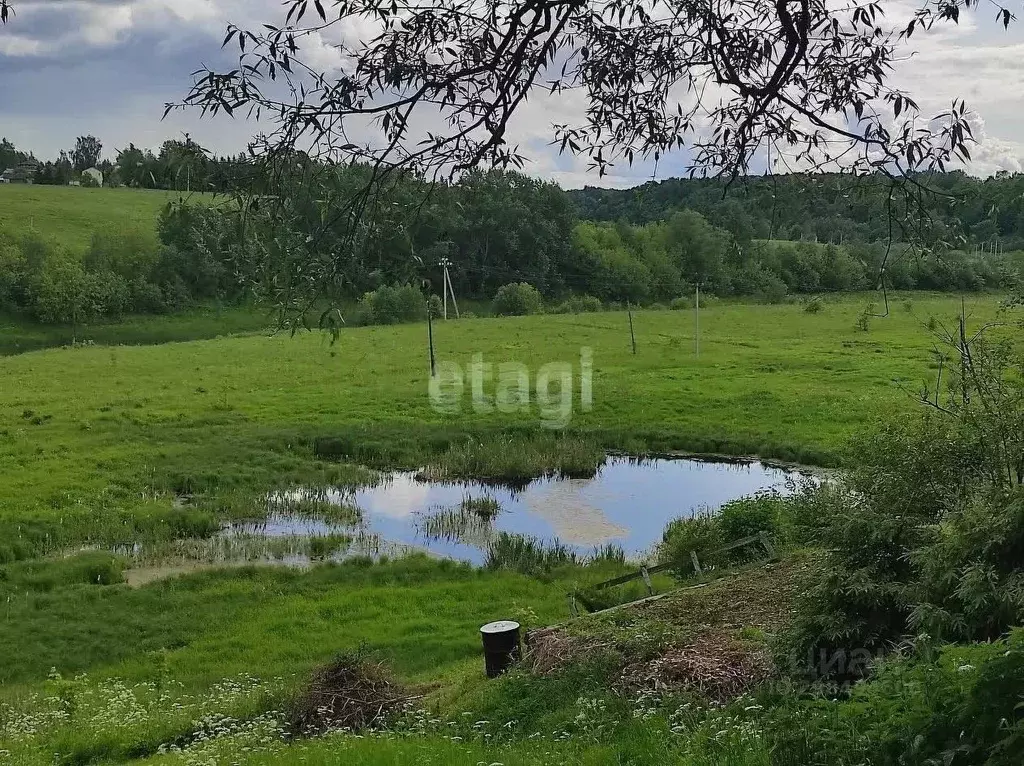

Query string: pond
[226,455,810,565]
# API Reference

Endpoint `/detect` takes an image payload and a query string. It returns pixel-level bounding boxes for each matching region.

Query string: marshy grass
[417,506,495,547]
[419,434,606,484]
[485,532,580,574]
[267,491,364,527]
[459,493,502,519]
[416,494,502,548]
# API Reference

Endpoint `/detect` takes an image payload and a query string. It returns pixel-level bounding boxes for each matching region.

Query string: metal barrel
[480,620,521,678]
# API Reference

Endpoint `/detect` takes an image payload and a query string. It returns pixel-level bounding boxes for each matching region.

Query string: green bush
[551,294,602,314]
[85,227,160,282]
[492,282,543,316]
[426,293,444,317]
[718,494,783,548]
[803,295,825,313]
[762,631,1024,766]
[658,510,724,576]
[355,284,426,325]
[670,296,694,310]
[757,272,789,304]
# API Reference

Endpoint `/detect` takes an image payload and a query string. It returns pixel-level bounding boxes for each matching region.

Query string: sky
[1,0,1023,189]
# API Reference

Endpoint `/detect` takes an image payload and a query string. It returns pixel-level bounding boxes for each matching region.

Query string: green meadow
[0,292,1002,553]
[0,185,182,250]
[0,290,1016,766]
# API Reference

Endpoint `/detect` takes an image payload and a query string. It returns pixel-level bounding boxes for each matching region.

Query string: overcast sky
[2,0,1023,188]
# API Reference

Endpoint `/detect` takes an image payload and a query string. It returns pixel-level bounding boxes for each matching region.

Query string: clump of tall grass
[485,532,578,574]
[420,434,605,483]
[418,506,495,547]
[267,491,363,527]
[589,542,627,566]
[459,494,501,519]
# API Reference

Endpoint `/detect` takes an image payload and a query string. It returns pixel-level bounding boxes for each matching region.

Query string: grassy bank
[0,305,273,356]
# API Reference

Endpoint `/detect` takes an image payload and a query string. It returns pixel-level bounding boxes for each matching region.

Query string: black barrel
[480,620,521,678]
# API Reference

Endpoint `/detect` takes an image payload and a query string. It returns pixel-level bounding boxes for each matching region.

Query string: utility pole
[427,305,437,377]
[695,284,700,358]
[627,302,636,354]
[439,257,460,319]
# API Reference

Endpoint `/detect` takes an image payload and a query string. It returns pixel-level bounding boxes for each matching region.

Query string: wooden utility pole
[695,284,700,358]
[439,257,460,319]
[627,302,636,354]
[427,306,437,377]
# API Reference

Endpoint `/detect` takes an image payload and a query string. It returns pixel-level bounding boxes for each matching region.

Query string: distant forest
[569,172,1024,251]
[3,132,1023,325]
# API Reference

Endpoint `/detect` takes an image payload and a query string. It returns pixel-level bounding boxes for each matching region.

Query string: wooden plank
[590,532,768,592]
[707,533,763,556]
[690,550,703,576]
[640,566,654,595]
[593,570,644,590]
[760,531,777,560]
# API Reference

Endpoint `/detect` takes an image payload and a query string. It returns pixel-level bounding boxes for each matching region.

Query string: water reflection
[228,455,806,564]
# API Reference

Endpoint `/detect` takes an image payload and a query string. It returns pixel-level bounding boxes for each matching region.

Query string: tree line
[570,172,1024,252]
[1,135,247,192]
[2,149,1022,327]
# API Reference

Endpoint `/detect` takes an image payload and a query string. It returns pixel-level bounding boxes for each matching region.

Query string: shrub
[426,293,444,317]
[552,294,603,314]
[658,510,724,576]
[855,303,875,332]
[762,631,1024,766]
[718,494,783,549]
[130,277,168,314]
[355,284,425,325]
[757,272,789,304]
[85,227,160,282]
[670,296,694,310]
[803,296,825,314]
[492,282,543,316]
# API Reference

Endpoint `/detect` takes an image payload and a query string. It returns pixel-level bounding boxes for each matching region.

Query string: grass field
[0,185,184,250]
[0,291,1015,764]
[0,292,1005,555]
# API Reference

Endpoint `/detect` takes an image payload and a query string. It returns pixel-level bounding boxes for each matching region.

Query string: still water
[228,456,807,564]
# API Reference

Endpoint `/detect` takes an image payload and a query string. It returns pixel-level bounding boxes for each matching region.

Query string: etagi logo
[429,348,593,429]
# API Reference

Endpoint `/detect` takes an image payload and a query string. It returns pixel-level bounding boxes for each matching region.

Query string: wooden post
[690,551,703,576]
[627,302,636,354]
[760,531,777,560]
[444,266,460,318]
[640,566,654,595]
[694,284,700,358]
[427,306,436,377]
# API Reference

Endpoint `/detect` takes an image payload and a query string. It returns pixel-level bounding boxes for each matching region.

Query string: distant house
[82,167,103,187]
[1,161,38,183]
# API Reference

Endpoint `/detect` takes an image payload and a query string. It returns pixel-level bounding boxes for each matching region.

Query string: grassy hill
[0,185,183,250]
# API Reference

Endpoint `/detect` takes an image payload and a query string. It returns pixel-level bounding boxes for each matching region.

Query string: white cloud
[1,0,1023,182]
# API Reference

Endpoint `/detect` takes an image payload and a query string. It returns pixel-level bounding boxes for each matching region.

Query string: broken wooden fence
[567,531,777,617]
